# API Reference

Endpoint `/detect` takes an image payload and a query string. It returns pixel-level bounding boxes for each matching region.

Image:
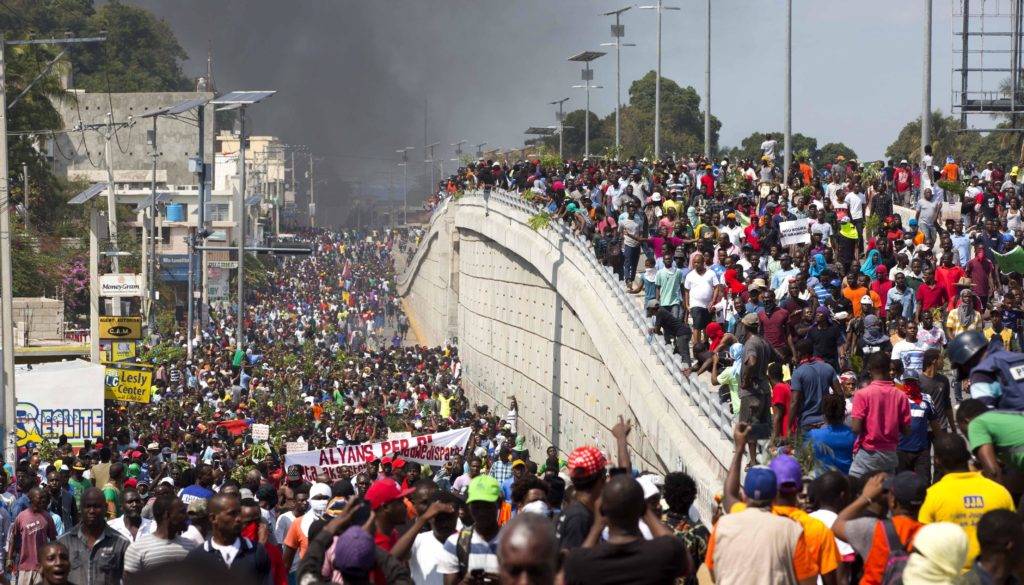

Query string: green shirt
[968,411,1024,471]
[67,477,91,507]
[655,267,684,308]
[102,483,122,519]
[232,348,245,367]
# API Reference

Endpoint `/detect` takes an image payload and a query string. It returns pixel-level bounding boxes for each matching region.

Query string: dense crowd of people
[415,149,1024,583]
[2,147,1024,585]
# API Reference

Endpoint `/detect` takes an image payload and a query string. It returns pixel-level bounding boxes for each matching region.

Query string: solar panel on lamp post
[568,51,606,159]
[549,98,569,160]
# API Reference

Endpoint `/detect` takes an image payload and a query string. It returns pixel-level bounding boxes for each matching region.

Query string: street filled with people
[3,151,1024,585]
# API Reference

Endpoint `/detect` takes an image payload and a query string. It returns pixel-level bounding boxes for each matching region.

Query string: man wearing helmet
[947,330,1024,412]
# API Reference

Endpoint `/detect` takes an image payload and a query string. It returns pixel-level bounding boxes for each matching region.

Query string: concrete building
[51,91,215,188]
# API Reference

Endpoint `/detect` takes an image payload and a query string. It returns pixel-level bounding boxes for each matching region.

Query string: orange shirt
[942,163,959,182]
[842,286,879,317]
[283,513,311,559]
[799,163,813,186]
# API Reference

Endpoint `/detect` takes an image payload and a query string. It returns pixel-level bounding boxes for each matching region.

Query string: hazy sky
[131,0,962,184]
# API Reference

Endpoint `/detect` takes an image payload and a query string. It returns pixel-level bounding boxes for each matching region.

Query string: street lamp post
[602,6,635,158]
[549,98,569,160]
[922,0,932,178]
[210,91,276,350]
[640,0,679,160]
[783,0,793,188]
[396,147,413,225]
[704,0,712,157]
[569,51,605,159]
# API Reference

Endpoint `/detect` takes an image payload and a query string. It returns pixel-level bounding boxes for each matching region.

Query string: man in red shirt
[894,160,911,197]
[366,478,415,585]
[758,291,791,362]
[914,269,947,316]
[848,353,911,478]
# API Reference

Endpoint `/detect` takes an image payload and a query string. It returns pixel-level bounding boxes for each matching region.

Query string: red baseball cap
[365,479,414,510]
[392,458,406,469]
[567,446,607,480]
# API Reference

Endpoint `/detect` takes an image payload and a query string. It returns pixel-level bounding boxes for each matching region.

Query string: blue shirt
[898,394,935,452]
[808,424,855,474]
[790,359,836,429]
[950,234,971,267]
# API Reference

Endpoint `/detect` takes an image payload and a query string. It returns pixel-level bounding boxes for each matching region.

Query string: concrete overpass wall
[398,191,734,518]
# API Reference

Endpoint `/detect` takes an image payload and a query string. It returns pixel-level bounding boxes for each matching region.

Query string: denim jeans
[623,245,641,284]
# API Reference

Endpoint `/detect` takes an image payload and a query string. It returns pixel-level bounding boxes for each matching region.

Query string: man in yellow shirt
[918,434,1015,568]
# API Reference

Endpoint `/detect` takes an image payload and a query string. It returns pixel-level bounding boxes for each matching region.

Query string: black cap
[286,464,303,479]
[885,471,928,507]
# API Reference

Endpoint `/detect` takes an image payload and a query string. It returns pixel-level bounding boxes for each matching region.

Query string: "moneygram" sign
[99,274,142,297]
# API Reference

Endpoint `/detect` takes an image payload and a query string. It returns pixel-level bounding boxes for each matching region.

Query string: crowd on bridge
[408,146,1024,583]
[1,144,1023,585]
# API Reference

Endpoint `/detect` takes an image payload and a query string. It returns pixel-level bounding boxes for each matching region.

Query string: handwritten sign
[779,218,811,246]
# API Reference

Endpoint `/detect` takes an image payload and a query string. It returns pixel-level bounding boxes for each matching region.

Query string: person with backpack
[832,472,926,585]
[436,475,502,583]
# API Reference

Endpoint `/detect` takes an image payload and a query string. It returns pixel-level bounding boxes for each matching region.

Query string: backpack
[880,519,909,585]
[455,526,475,578]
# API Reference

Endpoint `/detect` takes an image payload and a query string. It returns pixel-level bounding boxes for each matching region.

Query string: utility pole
[103,112,121,278]
[704,0,712,158]
[236,109,246,346]
[397,147,413,226]
[602,7,634,158]
[21,163,27,232]
[549,99,569,160]
[147,117,158,334]
[308,152,315,228]
[922,0,933,178]
[641,0,679,160]
[783,0,793,189]
[0,33,104,466]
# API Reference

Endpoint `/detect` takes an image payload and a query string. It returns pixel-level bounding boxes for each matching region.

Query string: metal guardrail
[457,189,735,440]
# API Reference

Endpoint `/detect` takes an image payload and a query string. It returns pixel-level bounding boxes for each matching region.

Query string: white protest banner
[286,427,473,481]
[251,423,270,441]
[779,218,811,246]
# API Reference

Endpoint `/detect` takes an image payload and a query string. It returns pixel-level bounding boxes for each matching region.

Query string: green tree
[617,71,720,158]
[71,1,192,93]
[885,111,1019,165]
[817,142,858,164]
[541,109,604,159]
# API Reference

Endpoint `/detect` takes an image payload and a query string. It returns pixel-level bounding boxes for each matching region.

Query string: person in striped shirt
[123,494,195,583]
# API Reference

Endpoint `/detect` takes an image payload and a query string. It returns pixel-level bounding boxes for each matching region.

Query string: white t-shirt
[844,192,864,220]
[437,529,500,577]
[410,531,447,585]
[760,139,777,158]
[891,339,928,372]
[808,509,854,585]
[684,269,720,308]
[720,224,744,248]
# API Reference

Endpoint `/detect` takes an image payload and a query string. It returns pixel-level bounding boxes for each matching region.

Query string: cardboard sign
[285,441,308,454]
[99,274,142,297]
[251,423,270,441]
[104,364,153,403]
[99,316,142,340]
[285,427,473,481]
[779,219,811,246]
[941,202,962,223]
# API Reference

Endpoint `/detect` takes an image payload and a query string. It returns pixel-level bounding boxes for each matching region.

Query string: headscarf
[860,249,882,280]
[688,251,704,271]
[901,523,968,585]
[809,253,828,278]
[956,292,978,329]
[706,322,725,352]
[723,268,746,295]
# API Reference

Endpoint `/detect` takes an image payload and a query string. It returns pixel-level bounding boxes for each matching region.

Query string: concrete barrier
[399,191,733,520]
